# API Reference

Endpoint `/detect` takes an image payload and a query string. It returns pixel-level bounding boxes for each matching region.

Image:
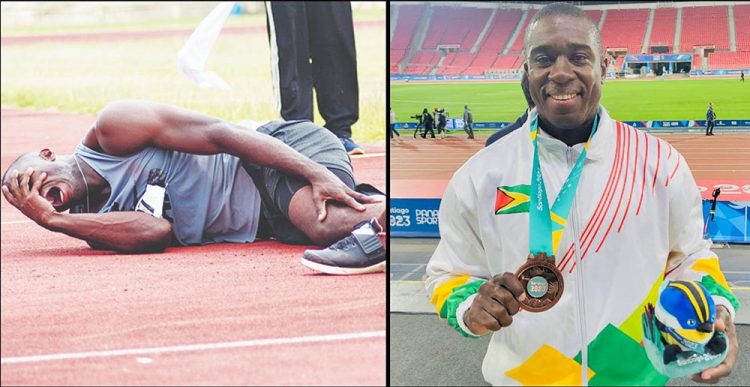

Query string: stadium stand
[734,4,750,51]
[680,6,730,51]
[390,4,424,73]
[600,9,649,53]
[391,2,750,76]
[708,51,750,70]
[507,9,537,54]
[649,8,677,53]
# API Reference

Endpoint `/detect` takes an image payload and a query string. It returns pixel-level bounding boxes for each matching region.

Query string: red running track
[391,133,750,200]
[0,108,385,385]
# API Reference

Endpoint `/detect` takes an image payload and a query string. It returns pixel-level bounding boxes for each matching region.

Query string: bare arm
[46,211,172,253]
[89,100,380,219]
[2,168,171,253]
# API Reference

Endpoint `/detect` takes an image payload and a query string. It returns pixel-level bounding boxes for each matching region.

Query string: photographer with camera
[420,108,435,139]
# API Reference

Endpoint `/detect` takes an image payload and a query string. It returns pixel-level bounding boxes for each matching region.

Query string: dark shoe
[340,137,365,155]
[301,218,385,275]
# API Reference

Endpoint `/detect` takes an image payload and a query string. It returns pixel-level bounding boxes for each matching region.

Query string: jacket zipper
[567,146,588,386]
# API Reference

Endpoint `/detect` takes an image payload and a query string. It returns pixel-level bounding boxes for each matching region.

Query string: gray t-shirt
[75,143,261,246]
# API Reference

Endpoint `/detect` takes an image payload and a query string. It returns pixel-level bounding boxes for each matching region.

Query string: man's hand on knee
[308,168,383,221]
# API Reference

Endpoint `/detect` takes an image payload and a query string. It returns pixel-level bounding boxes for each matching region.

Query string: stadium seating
[614,56,626,72]
[600,9,649,53]
[489,55,523,72]
[708,51,750,70]
[734,4,750,51]
[478,9,522,54]
[404,51,441,75]
[421,7,492,50]
[507,9,537,54]
[649,8,677,53]
[391,3,750,75]
[391,4,424,51]
[680,6,730,51]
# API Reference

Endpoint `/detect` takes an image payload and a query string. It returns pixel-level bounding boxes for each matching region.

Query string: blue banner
[395,120,750,130]
[394,121,510,130]
[390,199,441,237]
[625,54,692,61]
[703,201,749,243]
[391,198,749,243]
[390,73,523,82]
[691,69,750,76]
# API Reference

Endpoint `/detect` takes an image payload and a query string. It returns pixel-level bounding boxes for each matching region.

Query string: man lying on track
[2,100,385,275]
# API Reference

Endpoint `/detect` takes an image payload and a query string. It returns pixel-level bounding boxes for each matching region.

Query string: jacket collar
[526,105,615,162]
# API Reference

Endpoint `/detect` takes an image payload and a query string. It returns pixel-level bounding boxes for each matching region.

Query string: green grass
[1,10,385,144]
[390,79,750,124]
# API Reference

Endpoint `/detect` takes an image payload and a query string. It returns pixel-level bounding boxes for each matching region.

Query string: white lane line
[351,152,385,159]
[1,220,33,225]
[1,330,385,365]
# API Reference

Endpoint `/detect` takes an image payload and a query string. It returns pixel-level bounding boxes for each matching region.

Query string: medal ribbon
[529,112,599,256]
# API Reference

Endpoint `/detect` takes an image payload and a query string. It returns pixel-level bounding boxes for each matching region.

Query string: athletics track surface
[0,108,385,385]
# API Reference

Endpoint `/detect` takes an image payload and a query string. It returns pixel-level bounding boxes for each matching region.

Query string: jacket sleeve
[663,153,740,319]
[426,172,492,337]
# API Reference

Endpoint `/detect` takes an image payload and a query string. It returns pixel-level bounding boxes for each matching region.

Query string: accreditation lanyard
[529,113,599,256]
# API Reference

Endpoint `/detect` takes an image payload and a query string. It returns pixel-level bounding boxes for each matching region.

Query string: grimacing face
[524,14,607,131]
[2,150,83,212]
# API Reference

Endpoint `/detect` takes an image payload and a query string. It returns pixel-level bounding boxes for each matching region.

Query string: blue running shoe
[340,137,365,155]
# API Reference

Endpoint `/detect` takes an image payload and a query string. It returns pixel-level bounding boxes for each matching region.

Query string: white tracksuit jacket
[426,106,738,386]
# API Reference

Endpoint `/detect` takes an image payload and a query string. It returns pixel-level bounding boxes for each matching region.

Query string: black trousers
[390,124,399,138]
[265,2,359,139]
[706,120,715,135]
[464,122,474,138]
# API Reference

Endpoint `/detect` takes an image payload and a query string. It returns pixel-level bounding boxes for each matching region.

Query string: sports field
[390,78,749,123]
[1,8,385,143]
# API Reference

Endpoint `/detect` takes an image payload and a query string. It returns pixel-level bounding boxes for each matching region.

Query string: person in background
[421,108,435,139]
[264,2,366,155]
[390,106,399,140]
[706,102,717,136]
[463,105,475,139]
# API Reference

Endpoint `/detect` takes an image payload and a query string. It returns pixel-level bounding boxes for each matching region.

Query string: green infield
[390,78,750,124]
[1,9,385,144]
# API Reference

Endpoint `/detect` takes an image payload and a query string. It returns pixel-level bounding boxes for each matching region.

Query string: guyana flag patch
[495,184,531,215]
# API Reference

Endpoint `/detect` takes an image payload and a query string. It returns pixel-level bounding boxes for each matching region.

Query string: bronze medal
[514,252,564,312]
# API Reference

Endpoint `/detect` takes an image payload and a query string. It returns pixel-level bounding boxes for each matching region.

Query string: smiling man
[426,3,739,385]
[2,100,386,274]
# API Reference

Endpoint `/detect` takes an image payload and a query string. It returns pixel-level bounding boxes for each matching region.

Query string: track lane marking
[1,220,33,225]
[1,330,385,365]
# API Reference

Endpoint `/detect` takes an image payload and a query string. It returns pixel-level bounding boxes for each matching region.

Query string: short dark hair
[2,151,37,187]
[524,2,602,57]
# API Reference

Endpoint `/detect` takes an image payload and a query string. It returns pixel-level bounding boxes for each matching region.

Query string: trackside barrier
[391,198,749,243]
[395,120,750,130]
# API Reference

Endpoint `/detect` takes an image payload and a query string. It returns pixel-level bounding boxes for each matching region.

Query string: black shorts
[243,120,356,245]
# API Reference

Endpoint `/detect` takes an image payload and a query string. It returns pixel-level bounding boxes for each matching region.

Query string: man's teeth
[550,94,577,101]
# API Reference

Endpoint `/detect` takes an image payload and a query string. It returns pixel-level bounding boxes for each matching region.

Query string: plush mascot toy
[642,280,728,378]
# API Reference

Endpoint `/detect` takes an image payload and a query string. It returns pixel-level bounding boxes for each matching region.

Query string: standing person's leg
[265,2,313,122]
[306,1,364,155]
